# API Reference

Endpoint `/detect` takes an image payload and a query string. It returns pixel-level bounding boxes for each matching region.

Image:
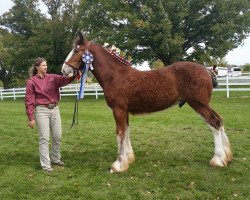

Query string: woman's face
[37,61,47,75]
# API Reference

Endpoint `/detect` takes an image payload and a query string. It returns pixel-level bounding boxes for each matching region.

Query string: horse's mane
[103,47,131,66]
[92,42,132,67]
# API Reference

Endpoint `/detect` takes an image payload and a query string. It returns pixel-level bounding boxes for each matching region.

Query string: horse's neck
[91,46,129,89]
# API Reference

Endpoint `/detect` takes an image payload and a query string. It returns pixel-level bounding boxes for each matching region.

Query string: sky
[1,0,249,68]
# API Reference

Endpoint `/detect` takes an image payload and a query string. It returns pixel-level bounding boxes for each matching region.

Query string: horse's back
[168,62,212,84]
[132,61,212,93]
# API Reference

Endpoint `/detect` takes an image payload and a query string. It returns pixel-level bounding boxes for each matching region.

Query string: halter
[63,61,79,70]
[64,41,92,70]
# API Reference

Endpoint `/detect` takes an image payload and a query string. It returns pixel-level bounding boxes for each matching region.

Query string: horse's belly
[128,92,177,114]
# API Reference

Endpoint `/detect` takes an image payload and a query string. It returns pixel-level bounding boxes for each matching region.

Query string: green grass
[0,92,250,200]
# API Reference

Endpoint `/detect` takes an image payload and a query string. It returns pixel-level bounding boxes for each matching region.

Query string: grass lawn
[0,92,249,199]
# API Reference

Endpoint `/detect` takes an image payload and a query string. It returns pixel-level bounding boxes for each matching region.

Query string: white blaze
[61,49,74,75]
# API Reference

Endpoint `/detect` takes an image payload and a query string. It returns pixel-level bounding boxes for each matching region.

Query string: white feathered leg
[125,126,135,164]
[110,134,129,173]
[209,125,228,167]
[110,109,130,173]
[220,126,233,162]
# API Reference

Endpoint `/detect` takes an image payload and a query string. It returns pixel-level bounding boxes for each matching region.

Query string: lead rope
[71,97,79,128]
[70,46,94,128]
[71,72,80,128]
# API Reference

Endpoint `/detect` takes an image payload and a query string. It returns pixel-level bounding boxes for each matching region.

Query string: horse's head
[61,31,90,76]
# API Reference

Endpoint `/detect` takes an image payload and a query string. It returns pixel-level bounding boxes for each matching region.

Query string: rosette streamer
[78,50,94,99]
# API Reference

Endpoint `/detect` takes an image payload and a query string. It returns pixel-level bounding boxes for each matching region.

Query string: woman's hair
[29,57,47,77]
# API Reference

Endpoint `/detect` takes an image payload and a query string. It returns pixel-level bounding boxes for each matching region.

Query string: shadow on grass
[0,151,42,172]
[0,148,116,173]
[59,146,210,173]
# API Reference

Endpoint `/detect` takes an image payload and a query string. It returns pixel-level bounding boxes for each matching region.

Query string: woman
[25,57,76,172]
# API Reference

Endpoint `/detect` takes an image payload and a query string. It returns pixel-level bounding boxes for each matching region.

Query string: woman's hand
[76,71,82,80]
[29,120,35,129]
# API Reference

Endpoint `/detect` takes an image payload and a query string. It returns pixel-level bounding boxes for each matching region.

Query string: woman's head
[29,57,47,77]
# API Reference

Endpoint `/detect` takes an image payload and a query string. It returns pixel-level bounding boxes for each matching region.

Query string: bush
[242,63,250,72]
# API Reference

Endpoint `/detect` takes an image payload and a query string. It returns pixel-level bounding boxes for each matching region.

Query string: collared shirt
[25,74,75,121]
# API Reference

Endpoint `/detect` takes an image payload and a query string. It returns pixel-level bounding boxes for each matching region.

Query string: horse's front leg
[110,108,130,173]
[125,126,135,164]
[125,115,135,164]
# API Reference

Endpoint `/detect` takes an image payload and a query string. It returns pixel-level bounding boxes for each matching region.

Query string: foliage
[149,59,164,69]
[0,0,250,88]
[0,29,30,88]
[40,0,80,71]
[0,0,80,88]
[1,0,42,37]
[0,0,44,88]
[205,57,228,67]
[0,92,250,199]
[77,0,250,65]
[242,63,250,72]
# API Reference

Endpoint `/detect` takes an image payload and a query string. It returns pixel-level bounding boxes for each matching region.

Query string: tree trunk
[161,54,180,66]
[161,58,172,66]
[1,78,11,89]
[0,68,11,89]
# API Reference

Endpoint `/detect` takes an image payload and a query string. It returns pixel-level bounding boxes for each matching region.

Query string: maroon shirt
[25,74,75,121]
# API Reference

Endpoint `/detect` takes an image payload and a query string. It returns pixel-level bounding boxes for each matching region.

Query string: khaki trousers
[35,106,62,170]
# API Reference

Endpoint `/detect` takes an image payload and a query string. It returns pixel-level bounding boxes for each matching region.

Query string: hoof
[226,153,233,163]
[128,152,135,164]
[110,159,129,173]
[224,148,233,163]
[209,155,227,167]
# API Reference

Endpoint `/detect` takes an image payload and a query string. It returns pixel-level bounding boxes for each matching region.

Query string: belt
[38,103,58,109]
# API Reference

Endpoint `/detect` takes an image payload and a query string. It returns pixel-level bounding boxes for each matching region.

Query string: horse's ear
[78,31,84,44]
[74,30,85,45]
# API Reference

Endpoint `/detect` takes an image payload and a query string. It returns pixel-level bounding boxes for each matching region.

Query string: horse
[61,32,233,173]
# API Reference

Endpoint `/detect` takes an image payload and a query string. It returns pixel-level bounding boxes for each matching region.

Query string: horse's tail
[209,71,218,88]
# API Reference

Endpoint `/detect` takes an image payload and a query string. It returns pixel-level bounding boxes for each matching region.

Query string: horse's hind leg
[188,102,233,167]
[220,126,233,163]
[110,108,131,173]
[208,124,233,167]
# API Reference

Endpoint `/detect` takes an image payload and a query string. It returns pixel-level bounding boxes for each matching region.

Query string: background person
[212,64,218,76]
[25,57,76,172]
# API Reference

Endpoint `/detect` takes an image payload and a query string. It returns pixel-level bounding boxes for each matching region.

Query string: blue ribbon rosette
[78,50,94,99]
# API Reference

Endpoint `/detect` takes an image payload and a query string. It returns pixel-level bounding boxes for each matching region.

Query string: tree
[242,63,250,72]
[0,0,44,88]
[77,0,250,66]
[0,0,80,88]
[1,0,42,38]
[38,0,80,72]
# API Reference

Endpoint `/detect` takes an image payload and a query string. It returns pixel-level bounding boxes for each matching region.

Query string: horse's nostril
[62,69,66,75]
